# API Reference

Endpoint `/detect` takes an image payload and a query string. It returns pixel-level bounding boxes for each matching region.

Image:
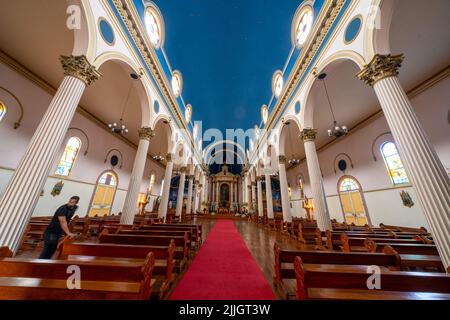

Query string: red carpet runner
[169,220,275,300]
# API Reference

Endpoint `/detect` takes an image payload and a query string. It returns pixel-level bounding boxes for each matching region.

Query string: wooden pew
[0,247,13,258]
[139,224,202,244]
[273,243,401,298]
[339,233,426,252]
[365,241,444,271]
[98,230,189,264]
[116,229,194,249]
[0,253,155,300]
[293,256,450,300]
[56,239,175,297]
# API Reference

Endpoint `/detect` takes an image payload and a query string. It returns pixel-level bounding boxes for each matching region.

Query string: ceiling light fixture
[152,120,167,162]
[108,73,139,135]
[318,73,348,138]
[285,121,300,165]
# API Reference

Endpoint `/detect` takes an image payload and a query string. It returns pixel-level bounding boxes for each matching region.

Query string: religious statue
[302,196,314,220]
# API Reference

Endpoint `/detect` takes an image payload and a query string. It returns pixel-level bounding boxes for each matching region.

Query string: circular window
[144,4,164,49]
[344,16,363,44]
[171,70,183,98]
[261,105,269,125]
[185,104,192,123]
[338,159,347,172]
[272,70,284,98]
[153,100,160,114]
[110,155,119,167]
[99,18,115,46]
[292,5,314,49]
[295,101,301,114]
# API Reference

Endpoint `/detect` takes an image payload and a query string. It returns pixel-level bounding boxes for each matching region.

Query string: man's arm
[58,216,76,238]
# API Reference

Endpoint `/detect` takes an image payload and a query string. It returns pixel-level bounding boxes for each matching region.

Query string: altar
[209,165,240,214]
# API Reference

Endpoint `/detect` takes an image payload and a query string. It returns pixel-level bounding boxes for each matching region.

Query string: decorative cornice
[180,167,187,173]
[300,128,318,142]
[356,54,404,87]
[60,55,101,86]
[138,126,155,141]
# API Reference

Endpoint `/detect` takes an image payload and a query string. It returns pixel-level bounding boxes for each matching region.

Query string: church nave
[0,0,449,308]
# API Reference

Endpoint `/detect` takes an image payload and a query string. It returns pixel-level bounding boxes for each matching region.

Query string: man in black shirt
[38,196,80,259]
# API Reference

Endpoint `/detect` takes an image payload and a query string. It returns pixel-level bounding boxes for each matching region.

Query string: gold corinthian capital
[60,55,102,86]
[356,54,404,87]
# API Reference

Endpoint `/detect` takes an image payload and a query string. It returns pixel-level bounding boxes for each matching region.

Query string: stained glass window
[99,172,117,186]
[298,175,305,199]
[148,172,156,193]
[339,177,359,191]
[55,137,81,176]
[295,7,313,47]
[0,101,6,121]
[145,8,161,47]
[381,142,409,185]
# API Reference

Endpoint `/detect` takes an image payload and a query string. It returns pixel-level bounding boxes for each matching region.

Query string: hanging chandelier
[318,73,348,138]
[152,120,167,162]
[108,73,139,134]
[285,121,300,165]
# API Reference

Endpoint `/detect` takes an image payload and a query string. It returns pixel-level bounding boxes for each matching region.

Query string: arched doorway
[88,171,118,217]
[338,176,370,226]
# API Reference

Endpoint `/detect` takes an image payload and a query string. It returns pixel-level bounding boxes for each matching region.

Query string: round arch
[278,116,303,157]
[93,52,152,127]
[300,51,365,128]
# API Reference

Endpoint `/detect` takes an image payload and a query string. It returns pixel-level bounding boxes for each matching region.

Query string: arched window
[148,172,156,194]
[55,137,81,176]
[298,175,305,199]
[338,176,371,226]
[160,179,165,197]
[89,171,117,217]
[287,182,292,201]
[0,101,6,121]
[380,141,409,185]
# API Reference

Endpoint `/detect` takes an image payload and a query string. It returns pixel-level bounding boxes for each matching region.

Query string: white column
[358,54,450,270]
[193,179,199,212]
[216,181,220,203]
[199,173,205,208]
[278,155,292,222]
[301,129,332,231]
[0,55,100,253]
[121,128,154,224]
[158,154,174,221]
[264,173,274,218]
[186,171,194,215]
[251,181,257,211]
[257,176,264,217]
[244,173,250,206]
[175,167,187,217]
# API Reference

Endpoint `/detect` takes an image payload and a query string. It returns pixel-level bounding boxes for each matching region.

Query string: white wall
[287,76,450,229]
[0,62,166,217]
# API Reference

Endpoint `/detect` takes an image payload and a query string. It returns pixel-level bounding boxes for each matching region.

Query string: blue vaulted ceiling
[131,0,325,140]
